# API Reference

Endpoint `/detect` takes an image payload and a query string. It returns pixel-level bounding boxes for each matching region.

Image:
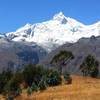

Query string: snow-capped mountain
[5,12,100,51]
[1,12,100,72]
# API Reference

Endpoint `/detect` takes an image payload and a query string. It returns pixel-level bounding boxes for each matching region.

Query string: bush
[22,64,35,86]
[24,66,62,95]
[64,73,72,84]
[38,76,47,90]
[27,87,32,95]
[80,55,99,77]
[0,74,6,93]
[4,72,22,97]
[22,64,46,86]
[15,88,22,96]
[6,95,14,100]
[31,82,38,92]
[46,69,62,86]
[0,69,13,94]
[90,67,99,78]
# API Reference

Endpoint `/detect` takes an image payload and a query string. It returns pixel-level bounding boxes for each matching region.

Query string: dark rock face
[0,39,47,72]
[61,18,68,24]
[17,50,39,64]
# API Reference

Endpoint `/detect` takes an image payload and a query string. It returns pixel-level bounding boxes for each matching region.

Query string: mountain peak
[53,12,65,19]
[24,23,32,27]
[53,12,68,24]
[55,12,64,16]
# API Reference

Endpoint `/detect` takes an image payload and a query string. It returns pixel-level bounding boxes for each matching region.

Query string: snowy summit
[4,12,100,51]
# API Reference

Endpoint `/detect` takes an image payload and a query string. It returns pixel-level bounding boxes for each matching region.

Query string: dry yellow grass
[5,75,100,100]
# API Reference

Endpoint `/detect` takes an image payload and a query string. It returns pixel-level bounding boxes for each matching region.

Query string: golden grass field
[16,75,100,100]
[1,75,100,100]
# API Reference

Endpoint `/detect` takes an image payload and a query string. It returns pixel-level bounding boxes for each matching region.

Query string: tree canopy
[51,50,74,74]
[80,55,99,77]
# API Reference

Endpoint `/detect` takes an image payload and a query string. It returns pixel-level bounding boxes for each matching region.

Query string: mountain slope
[0,38,47,72]
[40,36,100,74]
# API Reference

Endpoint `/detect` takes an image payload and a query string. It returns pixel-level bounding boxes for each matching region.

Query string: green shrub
[4,72,22,97]
[27,87,32,95]
[0,74,6,93]
[90,67,99,78]
[22,64,35,86]
[0,69,13,94]
[22,64,46,86]
[31,82,38,92]
[46,69,62,86]
[64,73,72,84]
[38,76,47,90]
[15,88,22,96]
[6,95,14,100]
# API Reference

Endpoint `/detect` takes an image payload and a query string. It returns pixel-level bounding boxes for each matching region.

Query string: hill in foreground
[14,75,100,100]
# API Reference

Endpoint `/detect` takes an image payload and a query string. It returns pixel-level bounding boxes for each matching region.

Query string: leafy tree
[51,50,74,74]
[80,55,99,77]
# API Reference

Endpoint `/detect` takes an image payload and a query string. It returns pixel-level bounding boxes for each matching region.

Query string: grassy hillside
[15,75,100,100]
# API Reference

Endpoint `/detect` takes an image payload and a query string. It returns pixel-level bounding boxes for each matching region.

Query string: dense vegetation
[80,55,99,77]
[0,64,71,99]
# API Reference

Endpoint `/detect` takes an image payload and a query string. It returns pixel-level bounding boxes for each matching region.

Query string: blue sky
[0,0,100,32]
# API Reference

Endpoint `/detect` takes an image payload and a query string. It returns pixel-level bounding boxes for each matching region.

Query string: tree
[27,87,32,95]
[80,55,99,77]
[51,50,74,74]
